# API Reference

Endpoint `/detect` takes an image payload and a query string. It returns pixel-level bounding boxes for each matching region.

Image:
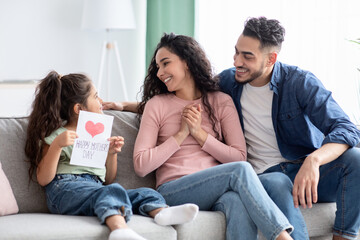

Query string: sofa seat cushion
[174,211,226,240]
[174,204,336,240]
[0,213,176,240]
[301,203,336,237]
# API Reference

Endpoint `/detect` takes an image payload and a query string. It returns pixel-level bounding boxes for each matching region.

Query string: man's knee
[334,148,360,178]
[340,147,360,168]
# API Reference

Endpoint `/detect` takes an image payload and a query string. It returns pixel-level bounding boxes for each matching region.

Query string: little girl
[25,71,198,240]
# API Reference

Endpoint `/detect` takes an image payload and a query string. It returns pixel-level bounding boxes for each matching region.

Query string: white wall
[196,0,360,124]
[0,0,146,117]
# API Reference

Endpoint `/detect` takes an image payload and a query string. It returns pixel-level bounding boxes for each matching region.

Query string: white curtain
[195,0,360,124]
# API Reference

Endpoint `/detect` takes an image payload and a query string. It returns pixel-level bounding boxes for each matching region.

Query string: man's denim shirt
[219,61,360,161]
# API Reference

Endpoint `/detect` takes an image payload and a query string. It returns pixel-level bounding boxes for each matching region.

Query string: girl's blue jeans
[157,161,293,240]
[262,147,360,240]
[44,174,167,224]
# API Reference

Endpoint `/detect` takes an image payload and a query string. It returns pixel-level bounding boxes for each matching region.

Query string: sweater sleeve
[202,94,247,163]
[133,98,181,177]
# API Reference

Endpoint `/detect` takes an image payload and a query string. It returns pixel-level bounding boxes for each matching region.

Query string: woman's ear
[73,103,82,115]
[184,61,189,70]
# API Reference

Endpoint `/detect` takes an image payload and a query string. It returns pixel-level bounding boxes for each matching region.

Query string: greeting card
[70,111,114,168]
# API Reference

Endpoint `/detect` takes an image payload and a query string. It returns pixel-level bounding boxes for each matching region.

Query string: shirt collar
[269,61,281,94]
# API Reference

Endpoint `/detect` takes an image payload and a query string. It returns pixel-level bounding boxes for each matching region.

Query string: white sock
[154,203,199,226]
[108,228,146,240]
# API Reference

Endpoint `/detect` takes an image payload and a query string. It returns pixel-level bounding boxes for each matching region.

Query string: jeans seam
[341,171,347,234]
[317,162,357,238]
[318,163,346,180]
[232,172,281,234]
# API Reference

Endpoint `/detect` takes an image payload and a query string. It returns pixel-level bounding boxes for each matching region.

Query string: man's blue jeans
[157,161,293,240]
[45,174,167,223]
[262,147,360,240]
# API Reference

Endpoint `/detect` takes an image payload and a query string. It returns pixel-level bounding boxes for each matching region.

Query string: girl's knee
[105,183,128,196]
[128,187,164,202]
[109,183,126,190]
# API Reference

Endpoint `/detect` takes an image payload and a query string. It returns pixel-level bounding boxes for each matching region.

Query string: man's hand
[102,101,140,113]
[102,101,124,111]
[292,156,320,209]
[292,143,349,209]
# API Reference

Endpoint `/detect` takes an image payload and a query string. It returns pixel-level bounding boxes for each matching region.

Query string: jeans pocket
[45,175,75,214]
[281,162,303,181]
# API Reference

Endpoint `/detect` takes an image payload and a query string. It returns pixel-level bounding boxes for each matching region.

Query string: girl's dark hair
[25,71,92,180]
[138,33,220,138]
[243,16,285,52]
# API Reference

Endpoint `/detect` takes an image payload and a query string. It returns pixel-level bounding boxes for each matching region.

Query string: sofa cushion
[0,111,154,214]
[0,161,19,216]
[301,203,336,237]
[0,213,176,240]
[105,111,157,189]
[0,117,48,213]
[175,205,337,240]
[174,211,226,240]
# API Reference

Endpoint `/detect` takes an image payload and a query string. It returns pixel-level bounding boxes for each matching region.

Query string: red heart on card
[85,121,104,138]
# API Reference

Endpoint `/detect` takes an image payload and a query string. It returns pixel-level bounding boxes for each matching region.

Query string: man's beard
[235,63,264,84]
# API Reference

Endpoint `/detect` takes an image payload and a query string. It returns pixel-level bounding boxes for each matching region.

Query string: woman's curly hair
[138,33,220,138]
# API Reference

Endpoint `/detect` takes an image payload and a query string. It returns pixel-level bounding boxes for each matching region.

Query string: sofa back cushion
[0,111,156,213]
[0,116,48,213]
[105,111,156,189]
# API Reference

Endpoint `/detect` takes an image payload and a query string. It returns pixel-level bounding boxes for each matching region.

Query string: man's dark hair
[243,17,285,51]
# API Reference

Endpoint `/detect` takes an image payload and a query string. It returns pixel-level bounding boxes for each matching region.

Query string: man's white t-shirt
[241,82,288,173]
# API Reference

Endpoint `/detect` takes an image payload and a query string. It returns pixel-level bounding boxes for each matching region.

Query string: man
[219,16,360,240]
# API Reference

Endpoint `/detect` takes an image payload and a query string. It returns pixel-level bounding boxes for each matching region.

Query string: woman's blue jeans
[262,147,360,240]
[45,174,167,223]
[157,161,293,240]
[258,172,309,240]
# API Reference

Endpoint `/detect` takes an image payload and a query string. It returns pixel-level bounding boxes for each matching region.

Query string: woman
[108,33,293,240]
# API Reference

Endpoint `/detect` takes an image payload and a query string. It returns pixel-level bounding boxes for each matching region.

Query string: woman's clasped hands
[181,104,207,146]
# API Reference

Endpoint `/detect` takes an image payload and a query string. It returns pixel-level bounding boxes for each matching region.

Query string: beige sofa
[0,110,348,240]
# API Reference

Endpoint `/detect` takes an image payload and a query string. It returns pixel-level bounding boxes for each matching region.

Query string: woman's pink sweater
[133,92,247,188]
